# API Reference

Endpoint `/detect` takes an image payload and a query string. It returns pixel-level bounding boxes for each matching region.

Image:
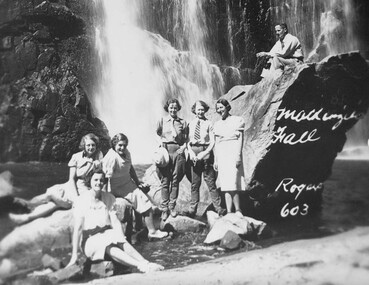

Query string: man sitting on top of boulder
[256,23,304,77]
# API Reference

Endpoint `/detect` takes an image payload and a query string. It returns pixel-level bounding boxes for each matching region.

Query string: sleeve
[102,150,117,178]
[233,117,245,138]
[68,153,78,168]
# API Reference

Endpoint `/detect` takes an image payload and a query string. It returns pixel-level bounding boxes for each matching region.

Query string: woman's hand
[196,151,207,161]
[66,255,78,268]
[213,161,218,171]
[176,145,186,154]
[236,159,242,168]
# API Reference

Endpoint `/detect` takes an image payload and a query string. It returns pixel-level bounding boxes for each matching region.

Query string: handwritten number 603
[280,203,309,218]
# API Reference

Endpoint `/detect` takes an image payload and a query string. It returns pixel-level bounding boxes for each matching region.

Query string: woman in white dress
[67,170,163,273]
[213,99,246,216]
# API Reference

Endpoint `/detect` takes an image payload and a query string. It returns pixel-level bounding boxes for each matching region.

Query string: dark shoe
[161,209,169,221]
[170,209,178,218]
[182,210,196,219]
[217,208,227,217]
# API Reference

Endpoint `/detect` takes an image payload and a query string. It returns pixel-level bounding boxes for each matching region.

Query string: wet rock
[204,211,267,244]
[41,254,62,271]
[219,230,245,250]
[46,263,84,284]
[163,215,206,233]
[89,261,115,278]
[0,210,73,276]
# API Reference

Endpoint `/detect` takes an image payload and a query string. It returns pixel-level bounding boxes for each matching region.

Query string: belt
[190,143,209,147]
[162,142,179,146]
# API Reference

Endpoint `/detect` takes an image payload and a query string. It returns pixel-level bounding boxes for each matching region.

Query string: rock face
[0,210,73,278]
[213,53,369,220]
[0,0,110,162]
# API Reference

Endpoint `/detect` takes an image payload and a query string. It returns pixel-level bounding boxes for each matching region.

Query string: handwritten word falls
[272,126,320,145]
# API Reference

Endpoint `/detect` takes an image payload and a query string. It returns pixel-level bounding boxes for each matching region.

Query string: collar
[165,115,182,122]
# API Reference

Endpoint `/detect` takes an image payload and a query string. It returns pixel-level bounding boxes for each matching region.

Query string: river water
[1,158,369,275]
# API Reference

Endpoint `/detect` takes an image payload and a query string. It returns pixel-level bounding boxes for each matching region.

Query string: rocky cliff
[0,0,109,162]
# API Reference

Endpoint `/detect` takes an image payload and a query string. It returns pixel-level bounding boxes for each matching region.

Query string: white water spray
[93,0,223,163]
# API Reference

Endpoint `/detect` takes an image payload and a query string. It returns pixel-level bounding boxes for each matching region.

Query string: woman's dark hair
[215,99,232,112]
[79,133,100,151]
[191,100,209,114]
[87,170,108,187]
[164,98,182,112]
[110,133,129,149]
[276,23,288,33]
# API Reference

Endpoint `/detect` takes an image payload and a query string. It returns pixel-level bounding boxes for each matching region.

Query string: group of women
[156,98,246,220]
[8,98,246,274]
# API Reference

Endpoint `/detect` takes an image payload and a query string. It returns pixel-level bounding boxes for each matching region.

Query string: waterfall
[92,0,224,163]
[269,0,360,61]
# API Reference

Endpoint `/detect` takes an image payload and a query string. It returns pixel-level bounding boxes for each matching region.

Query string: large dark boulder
[212,52,369,220]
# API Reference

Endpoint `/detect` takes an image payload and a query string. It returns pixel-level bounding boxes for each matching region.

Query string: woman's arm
[235,131,244,168]
[129,166,141,187]
[67,167,79,196]
[110,211,126,240]
[197,128,215,161]
[66,213,83,267]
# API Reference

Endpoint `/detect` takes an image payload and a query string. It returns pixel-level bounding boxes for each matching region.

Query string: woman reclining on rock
[9,133,103,224]
[66,170,163,273]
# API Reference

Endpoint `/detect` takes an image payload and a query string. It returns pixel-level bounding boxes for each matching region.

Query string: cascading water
[269,0,360,60]
[92,0,223,163]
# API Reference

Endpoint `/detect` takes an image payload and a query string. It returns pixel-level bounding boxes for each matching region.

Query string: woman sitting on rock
[67,170,163,273]
[9,133,103,224]
[102,133,168,240]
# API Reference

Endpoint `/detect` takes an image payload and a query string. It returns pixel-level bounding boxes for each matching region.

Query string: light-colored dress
[74,191,127,261]
[213,115,246,191]
[102,149,152,216]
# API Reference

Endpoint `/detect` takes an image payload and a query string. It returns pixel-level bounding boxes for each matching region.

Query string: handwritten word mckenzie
[274,178,323,200]
[276,108,363,130]
[272,126,320,145]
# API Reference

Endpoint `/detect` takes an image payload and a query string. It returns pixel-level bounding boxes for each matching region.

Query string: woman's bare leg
[142,209,168,239]
[9,202,59,224]
[225,192,233,213]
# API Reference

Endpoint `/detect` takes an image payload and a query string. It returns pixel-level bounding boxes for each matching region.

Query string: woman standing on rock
[67,170,164,273]
[184,100,226,218]
[102,133,168,240]
[9,133,103,224]
[156,99,188,221]
[213,99,246,216]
